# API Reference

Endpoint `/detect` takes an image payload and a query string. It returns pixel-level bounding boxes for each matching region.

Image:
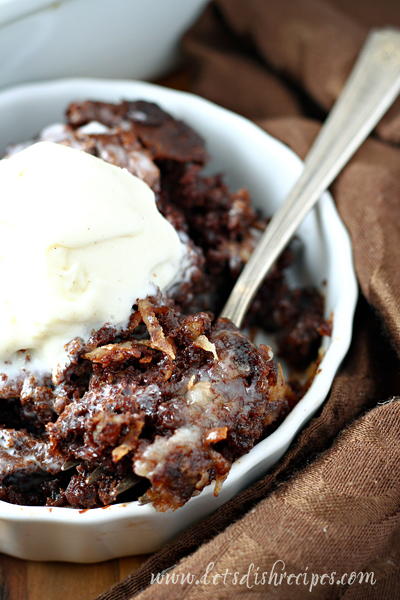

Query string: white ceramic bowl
[0,0,208,88]
[0,79,357,562]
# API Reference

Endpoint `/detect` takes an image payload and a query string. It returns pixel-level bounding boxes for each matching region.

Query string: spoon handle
[221,28,400,327]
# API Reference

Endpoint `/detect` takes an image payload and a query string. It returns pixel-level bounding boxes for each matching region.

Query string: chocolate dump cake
[0,100,329,510]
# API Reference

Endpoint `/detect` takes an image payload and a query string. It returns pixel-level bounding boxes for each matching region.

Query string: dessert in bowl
[0,79,357,562]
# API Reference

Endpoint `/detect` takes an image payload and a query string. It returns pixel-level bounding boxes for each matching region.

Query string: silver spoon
[221,28,400,327]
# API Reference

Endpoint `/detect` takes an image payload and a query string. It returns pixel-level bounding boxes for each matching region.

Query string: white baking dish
[0,0,208,88]
[0,79,357,562]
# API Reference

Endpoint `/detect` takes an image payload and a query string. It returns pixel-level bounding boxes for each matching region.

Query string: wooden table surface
[0,70,189,600]
[0,553,149,600]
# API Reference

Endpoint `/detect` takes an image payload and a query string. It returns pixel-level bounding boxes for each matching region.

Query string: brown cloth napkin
[97,2,400,598]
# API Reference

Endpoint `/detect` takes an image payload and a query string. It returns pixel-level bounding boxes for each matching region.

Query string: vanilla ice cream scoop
[0,141,185,377]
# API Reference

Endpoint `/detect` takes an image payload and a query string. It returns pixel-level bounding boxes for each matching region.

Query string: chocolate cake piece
[0,100,328,511]
[0,428,63,505]
[66,100,208,164]
[43,298,287,510]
